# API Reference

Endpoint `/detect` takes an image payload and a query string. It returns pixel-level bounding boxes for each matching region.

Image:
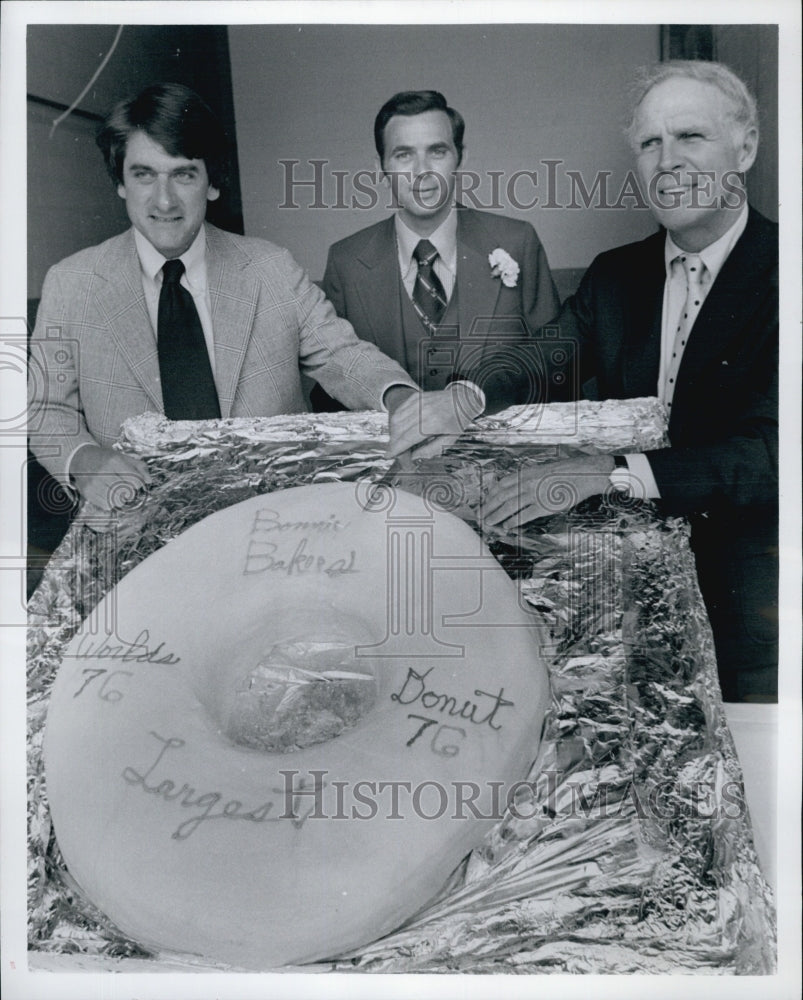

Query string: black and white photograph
[1,1,800,998]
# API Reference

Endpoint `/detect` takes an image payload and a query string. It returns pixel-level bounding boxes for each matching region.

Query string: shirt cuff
[380,381,420,413]
[448,379,486,417]
[608,453,661,500]
[64,441,97,492]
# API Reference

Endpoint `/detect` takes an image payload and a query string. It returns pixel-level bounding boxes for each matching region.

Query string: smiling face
[380,110,460,234]
[633,77,757,251]
[117,130,220,258]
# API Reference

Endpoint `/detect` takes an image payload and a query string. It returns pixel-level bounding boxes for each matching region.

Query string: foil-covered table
[27,399,776,973]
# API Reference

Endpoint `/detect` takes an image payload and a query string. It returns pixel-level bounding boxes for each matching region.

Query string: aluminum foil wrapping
[27,398,775,973]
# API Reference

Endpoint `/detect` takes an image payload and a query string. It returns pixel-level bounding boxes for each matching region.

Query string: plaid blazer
[29,224,415,483]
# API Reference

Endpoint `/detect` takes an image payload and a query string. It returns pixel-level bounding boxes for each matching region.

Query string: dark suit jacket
[481,207,778,516]
[320,207,560,392]
[477,207,779,698]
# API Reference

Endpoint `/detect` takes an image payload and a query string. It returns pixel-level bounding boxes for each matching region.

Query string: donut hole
[224,637,378,752]
[192,608,380,753]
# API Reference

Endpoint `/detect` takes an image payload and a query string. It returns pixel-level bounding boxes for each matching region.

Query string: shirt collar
[133,223,208,291]
[395,208,458,275]
[664,204,749,281]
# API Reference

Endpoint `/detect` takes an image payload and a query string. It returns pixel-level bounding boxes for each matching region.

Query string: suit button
[429,369,439,376]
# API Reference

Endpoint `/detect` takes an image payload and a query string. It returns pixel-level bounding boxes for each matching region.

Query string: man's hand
[386,383,485,463]
[482,455,615,530]
[70,445,152,511]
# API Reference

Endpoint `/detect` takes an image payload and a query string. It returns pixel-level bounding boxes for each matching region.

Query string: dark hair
[374,90,465,166]
[96,82,229,189]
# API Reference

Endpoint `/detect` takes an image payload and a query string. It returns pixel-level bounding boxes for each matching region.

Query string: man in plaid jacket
[29,83,475,511]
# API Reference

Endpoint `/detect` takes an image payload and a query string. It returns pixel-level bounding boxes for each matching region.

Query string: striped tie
[412,239,448,332]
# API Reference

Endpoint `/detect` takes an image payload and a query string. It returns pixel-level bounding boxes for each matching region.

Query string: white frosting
[44,483,549,968]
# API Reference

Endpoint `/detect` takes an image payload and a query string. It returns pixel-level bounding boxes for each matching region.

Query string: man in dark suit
[481,61,777,702]
[312,90,560,409]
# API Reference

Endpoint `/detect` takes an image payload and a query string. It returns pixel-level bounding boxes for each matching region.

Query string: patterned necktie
[412,239,448,331]
[157,258,221,420]
[664,253,706,411]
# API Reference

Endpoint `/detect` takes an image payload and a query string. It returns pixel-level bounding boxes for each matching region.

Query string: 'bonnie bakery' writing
[244,507,357,577]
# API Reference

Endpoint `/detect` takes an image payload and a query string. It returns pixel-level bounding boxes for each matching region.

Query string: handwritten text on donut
[391,667,514,732]
[121,731,320,840]
[67,629,181,665]
[244,508,357,577]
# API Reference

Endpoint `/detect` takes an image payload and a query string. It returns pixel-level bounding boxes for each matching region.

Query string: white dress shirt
[621,205,749,498]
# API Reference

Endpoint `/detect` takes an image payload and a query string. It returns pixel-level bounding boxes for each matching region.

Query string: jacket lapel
[94,230,163,410]
[92,225,259,418]
[455,208,503,339]
[205,224,259,417]
[351,218,406,361]
[620,231,665,399]
[674,210,772,400]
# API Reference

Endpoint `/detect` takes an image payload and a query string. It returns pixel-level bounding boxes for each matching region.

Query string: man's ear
[117,183,126,199]
[736,126,758,173]
[377,154,400,209]
[207,186,220,203]
[376,154,387,184]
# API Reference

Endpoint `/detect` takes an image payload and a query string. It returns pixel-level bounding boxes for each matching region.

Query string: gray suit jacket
[322,208,560,376]
[29,224,416,483]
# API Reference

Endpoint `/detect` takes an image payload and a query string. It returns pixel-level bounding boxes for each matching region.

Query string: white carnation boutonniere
[488,247,520,288]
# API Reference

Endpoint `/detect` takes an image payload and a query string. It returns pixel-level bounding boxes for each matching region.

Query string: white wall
[228,23,661,278]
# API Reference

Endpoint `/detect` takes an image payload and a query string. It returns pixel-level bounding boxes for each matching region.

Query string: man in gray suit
[312,90,560,410]
[29,83,477,511]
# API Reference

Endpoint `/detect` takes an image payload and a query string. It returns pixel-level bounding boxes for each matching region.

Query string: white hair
[625,60,759,150]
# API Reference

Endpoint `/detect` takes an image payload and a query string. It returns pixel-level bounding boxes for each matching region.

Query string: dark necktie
[157,258,221,420]
[412,239,448,332]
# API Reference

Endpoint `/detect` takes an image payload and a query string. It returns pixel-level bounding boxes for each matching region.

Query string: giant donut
[44,483,549,968]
